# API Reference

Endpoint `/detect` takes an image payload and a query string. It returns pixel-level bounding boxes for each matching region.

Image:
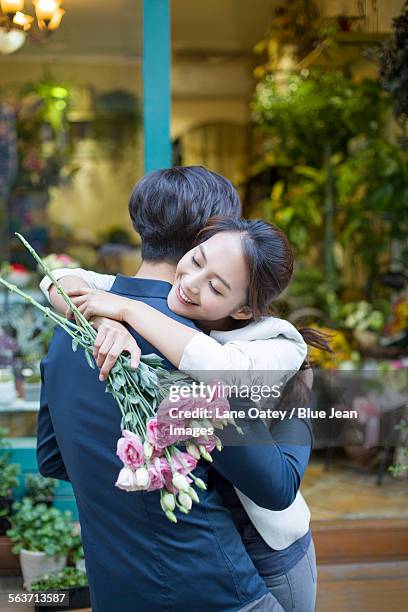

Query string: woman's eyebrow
[199,244,231,291]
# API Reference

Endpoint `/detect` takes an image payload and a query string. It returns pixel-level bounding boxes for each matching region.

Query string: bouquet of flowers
[0,234,239,523]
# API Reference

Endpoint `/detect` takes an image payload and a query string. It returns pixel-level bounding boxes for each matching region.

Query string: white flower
[178,492,192,510]
[172,472,190,492]
[115,466,138,492]
[134,466,150,489]
[161,492,176,512]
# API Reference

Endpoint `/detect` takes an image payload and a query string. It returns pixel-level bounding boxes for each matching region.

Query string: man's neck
[134,260,176,284]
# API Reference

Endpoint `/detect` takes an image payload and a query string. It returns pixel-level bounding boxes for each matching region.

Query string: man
[37,166,287,611]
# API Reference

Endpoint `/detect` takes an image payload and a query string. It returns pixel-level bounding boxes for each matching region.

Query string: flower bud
[213,421,224,430]
[143,440,153,460]
[193,477,207,491]
[186,443,201,460]
[172,472,190,492]
[178,492,193,510]
[187,486,200,504]
[198,445,213,463]
[179,506,189,514]
[165,510,178,523]
[190,419,202,430]
[161,492,176,512]
[134,466,150,489]
[214,436,222,452]
[201,418,213,430]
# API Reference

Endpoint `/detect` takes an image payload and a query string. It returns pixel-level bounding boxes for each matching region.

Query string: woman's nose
[183,274,201,294]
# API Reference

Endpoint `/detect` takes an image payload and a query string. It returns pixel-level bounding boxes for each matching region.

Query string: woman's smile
[176,283,198,306]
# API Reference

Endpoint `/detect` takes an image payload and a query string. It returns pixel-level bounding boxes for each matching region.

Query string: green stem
[15,233,96,338]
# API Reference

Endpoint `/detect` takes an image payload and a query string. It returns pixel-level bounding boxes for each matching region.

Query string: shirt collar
[110,274,173,298]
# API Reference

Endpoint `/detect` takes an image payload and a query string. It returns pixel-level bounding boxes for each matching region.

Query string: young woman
[41,217,329,612]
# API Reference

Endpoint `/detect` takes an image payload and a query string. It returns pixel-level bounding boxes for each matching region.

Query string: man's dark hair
[128,166,241,263]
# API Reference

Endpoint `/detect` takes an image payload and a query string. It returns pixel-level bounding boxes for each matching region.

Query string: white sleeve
[178,333,307,386]
[39,268,115,302]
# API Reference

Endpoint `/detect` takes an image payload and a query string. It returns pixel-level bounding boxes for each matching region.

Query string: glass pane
[0,0,143,428]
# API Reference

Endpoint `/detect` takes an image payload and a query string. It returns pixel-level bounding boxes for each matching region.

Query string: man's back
[38,275,268,612]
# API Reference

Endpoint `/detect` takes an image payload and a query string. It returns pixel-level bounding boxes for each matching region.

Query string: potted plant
[30,567,90,612]
[22,364,42,402]
[24,474,57,507]
[0,428,20,535]
[7,499,76,588]
[0,429,20,570]
[0,331,18,405]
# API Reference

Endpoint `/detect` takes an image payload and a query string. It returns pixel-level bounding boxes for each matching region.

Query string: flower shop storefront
[0,0,407,605]
[0,0,171,521]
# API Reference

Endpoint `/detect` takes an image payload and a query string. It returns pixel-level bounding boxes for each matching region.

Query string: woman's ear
[230,306,253,321]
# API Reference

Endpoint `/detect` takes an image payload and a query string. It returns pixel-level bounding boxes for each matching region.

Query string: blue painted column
[143,0,171,172]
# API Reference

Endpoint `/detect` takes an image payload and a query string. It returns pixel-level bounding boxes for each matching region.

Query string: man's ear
[230,306,253,321]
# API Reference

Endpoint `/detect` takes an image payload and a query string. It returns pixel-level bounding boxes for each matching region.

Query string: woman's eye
[191,256,201,267]
[209,281,222,296]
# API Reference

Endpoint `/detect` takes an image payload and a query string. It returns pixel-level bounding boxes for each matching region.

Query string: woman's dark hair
[128,166,241,263]
[196,217,332,408]
[196,216,294,318]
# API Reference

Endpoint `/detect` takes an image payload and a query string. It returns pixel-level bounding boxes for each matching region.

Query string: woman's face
[167,231,253,324]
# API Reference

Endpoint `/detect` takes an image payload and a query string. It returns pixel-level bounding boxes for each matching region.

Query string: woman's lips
[176,283,197,306]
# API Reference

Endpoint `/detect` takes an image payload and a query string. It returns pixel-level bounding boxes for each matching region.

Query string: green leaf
[84,350,95,369]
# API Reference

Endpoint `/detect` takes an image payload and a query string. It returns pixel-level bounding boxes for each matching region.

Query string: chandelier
[0,0,65,54]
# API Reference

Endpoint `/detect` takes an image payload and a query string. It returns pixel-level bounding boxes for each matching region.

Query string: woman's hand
[92,317,141,381]
[67,288,131,322]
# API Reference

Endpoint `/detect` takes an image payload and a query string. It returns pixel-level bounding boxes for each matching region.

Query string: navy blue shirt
[37,276,310,611]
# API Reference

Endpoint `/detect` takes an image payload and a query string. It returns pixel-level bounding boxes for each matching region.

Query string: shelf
[0,400,39,413]
[335,32,389,45]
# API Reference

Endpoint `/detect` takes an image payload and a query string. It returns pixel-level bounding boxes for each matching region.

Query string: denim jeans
[262,539,317,612]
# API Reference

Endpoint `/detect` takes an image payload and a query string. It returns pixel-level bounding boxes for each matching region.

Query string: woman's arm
[40,268,115,314]
[69,288,307,382]
[69,289,201,376]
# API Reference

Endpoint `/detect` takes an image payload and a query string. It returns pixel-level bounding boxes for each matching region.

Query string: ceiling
[11,0,278,59]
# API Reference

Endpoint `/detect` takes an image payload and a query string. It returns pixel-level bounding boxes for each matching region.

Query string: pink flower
[206,397,230,421]
[116,430,145,469]
[172,451,198,476]
[147,457,172,492]
[147,415,190,452]
[203,438,216,453]
[207,379,228,400]
[146,418,159,446]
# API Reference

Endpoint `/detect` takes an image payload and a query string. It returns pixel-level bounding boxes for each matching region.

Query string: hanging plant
[379,1,408,132]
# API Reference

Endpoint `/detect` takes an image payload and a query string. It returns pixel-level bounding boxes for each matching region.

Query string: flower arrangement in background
[39,253,80,271]
[1,262,31,287]
[308,325,358,370]
[339,301,385,334]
